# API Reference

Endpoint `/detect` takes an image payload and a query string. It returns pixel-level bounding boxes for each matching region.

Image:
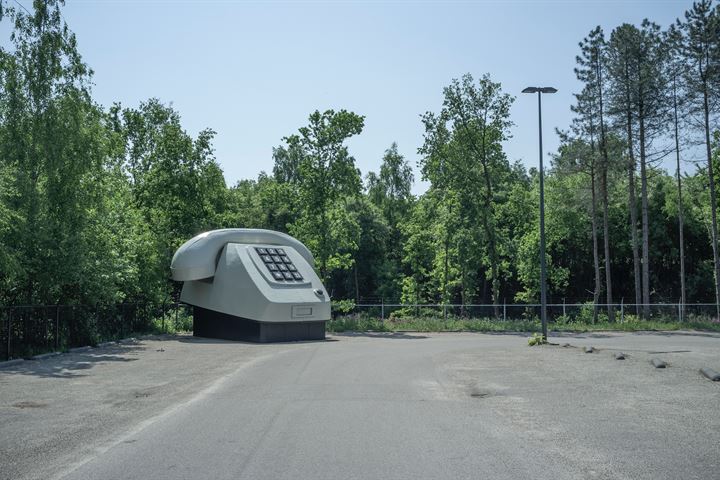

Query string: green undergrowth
[552,319,720,333]
[327,313,720,333]
[150,309,194,334]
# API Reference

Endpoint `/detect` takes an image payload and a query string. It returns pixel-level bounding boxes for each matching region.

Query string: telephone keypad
[255,247,304,283]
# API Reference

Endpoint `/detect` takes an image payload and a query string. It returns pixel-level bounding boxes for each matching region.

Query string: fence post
[620,299,624,323]
[162,302,166,334]
[175,302,179,331]
[562,298,566,318]
[55,305,60,352]
[677,300,681,324]
[381,298,384,321]
[443,303,447,320]
[503,303,507,322]
[8,309,13,361]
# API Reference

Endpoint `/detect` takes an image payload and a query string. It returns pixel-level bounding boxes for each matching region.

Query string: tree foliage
[1,0,720,322]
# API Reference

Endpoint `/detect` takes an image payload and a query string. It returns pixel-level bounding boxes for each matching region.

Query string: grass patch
[552,319,720,333]
[328,314,541,333]
[327,313,720,333]
[150,308,193,335]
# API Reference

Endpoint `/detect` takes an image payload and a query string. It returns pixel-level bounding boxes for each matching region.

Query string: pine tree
[576,26,615,322]
[677,1,720,318]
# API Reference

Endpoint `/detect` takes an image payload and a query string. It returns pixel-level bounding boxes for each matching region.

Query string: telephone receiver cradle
[171,229,329,343]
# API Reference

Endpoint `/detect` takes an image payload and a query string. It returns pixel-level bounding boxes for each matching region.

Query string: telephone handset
[171,228,315,281]
[170,229,329,343]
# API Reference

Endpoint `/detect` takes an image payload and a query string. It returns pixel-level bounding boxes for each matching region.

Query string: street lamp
[522,86,557,341]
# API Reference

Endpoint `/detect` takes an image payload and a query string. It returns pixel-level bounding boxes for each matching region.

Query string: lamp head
[522,87,557,94]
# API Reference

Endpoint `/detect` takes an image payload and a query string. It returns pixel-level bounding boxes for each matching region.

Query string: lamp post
[522,86,557,341]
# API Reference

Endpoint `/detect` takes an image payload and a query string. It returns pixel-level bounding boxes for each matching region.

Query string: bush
[327,313,392,333]
[331,299,356,316]
[151,307,193,334]
[572,302,608,324]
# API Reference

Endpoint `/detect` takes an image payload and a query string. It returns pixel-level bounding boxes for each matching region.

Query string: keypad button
[281,255,291,263]
[267,248,277,255]
[292,272,303,280]
[287,264,297,272]
[256,247,268,255]
[272,255,282,263]
[276,248,285,255]
[282,271,294,280]
[267,263,278,271]
[262,255,273,263]
[277,263,288,272]
[272,272,284,281]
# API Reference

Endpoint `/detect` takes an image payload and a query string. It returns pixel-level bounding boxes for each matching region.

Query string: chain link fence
[2,301,718,361]
[0,302,193,361]
[344,302,719,324]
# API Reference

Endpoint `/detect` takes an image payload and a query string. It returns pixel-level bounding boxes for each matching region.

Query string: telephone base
[192,306,326,343]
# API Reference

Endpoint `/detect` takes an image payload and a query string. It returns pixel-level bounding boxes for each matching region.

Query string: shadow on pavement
[630,330,720,338]
[177,335,333,345]
[549,332,616,339]
[550,330,720,339]
[0,345,144,379]
[335,332,428,340]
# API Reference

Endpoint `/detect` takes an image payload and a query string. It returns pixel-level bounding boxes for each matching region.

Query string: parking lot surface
[1,331,719,480]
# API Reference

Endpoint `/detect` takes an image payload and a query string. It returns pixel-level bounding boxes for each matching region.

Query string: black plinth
[192,306,326,343]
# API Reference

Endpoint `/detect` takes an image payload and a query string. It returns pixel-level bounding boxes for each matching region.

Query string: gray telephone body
[171,229,330,342]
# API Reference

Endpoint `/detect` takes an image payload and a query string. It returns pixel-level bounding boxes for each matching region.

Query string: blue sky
[7,0,695,193]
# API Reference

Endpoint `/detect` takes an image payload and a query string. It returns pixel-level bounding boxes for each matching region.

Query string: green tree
[366,142,414,301]
[110,99,227,301]
[666,24,689,316]
[420,73,514,315]
[677,0,720,318]
[607,20,670,317]
[278,109,365,281]
[576,26,616,321]
[552,131,602,320]
[0,0,108,304]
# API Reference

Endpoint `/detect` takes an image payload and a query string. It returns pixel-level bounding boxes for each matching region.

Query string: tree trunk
[620,62,642,318]
[703,85,720,320]
[601,168,613,322]
[458,112,500,318]
[673,75,686,320]
[590,164,601,324]
[596,56,615,322]
[460,259,466,318]
[638,103,650,318]
[628,167,641,316]
[354,263,359,303]
[443,231,449,306]
[479,129,500,318]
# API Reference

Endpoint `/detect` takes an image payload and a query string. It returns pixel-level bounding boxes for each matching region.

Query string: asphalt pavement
[2,331,719,480]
